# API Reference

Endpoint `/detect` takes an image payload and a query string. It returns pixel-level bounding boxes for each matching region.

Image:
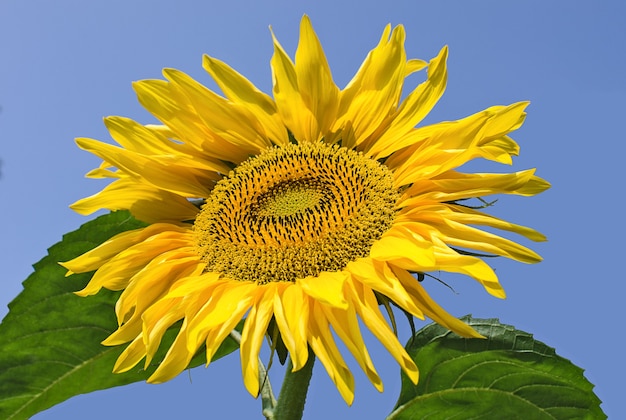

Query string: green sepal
[267,317,289,366]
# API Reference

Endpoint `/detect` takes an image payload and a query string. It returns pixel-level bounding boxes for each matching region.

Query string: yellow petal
[204,308,246,364]
[112,335,147,373]
[75,137,214,198]
[334,25,407,146]
[74,230,192,296]
[85,166,119,179]
[320,302,383,391]
[103,316,143,346]
[240,286,275,397]
[390,102,531,187]
[392,266,484,338]
[61,223,189,275]
[142,298,186,367]
[297,271,349,309]
[389,114,487,186]
[433,250,505,298]
[480,102,529,141]
[370,226,436,270]
[115,252,203,325]
[148,320,195,383]
[396,205,546,263]
[104,116,231,173]
[163,68,272,152]
[405,58,428,75]
[447,205,547,242]
[270,26,319,142]
[294,15,340,138]
[435,218,544,263]
[346,258,424,319]
[308,301,355,404]
[165,272,222,298]
[273,284,310,370]
[346,280,419,384]
[202,55,289,146]
[400,170,550,205]
[186,282,256,353]
[478,135,519,164]
[70,177,199,223]
[104,116,181,155]
[132,78,251,163]
[369,46,448,159]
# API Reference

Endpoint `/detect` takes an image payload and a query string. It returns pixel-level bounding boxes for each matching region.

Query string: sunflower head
[194,141,398,285]
[62,15,549,404]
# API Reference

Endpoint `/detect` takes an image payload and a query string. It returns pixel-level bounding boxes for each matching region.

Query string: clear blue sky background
[1,1,624,418]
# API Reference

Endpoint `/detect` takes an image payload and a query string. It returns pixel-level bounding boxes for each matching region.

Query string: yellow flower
[62,16,549,404]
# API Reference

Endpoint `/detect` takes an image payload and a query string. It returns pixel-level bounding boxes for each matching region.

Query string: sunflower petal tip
[491,288,507,299]
[101,336,116,346]
[343,391,355,407]
[73,289,90,297]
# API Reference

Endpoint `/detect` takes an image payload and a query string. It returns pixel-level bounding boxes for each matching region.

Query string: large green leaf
[389,315,605,419]
[0,211,239,420]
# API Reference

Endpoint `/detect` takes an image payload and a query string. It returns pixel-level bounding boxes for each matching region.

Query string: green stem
[271,354,315,420]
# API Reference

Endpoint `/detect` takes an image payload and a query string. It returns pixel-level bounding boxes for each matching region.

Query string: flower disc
[193,141,398,284]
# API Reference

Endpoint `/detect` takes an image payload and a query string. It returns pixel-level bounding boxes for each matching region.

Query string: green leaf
[0,211,240,420]
[389,315,605,419]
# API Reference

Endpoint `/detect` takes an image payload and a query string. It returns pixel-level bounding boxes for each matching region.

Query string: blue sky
[1,1,624,418]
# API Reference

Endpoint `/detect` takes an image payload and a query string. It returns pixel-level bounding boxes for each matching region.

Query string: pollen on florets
[193,141,398,284]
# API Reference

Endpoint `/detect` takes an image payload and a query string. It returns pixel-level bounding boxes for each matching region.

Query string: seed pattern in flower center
[255,179,323,218]
[194,141,398,284]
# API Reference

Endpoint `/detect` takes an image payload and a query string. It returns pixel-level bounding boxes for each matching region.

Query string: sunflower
[62,15,549,404]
